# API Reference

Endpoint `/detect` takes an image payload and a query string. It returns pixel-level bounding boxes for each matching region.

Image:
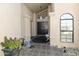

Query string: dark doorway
[31,6,49,43]
[37,21,48,35]
[31,21,49,43]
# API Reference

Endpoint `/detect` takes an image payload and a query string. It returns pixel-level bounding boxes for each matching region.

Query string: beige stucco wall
[31,13,37,36]
[50,3,79,48]
[0,3,22,55]
[21,4,37,37]
[21,4,33,39]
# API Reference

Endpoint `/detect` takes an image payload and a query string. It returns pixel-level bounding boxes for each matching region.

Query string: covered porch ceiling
[24,3,49,13]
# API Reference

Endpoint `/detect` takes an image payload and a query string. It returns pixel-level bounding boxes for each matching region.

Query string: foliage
[1,36,22,49]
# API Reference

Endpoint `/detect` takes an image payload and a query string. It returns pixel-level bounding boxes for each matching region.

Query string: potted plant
[1,36,22,56]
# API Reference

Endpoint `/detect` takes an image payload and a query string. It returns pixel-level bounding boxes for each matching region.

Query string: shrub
[1,36,22,49]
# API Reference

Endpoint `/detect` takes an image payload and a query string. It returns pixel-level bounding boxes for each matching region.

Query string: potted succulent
[1,36,22,56]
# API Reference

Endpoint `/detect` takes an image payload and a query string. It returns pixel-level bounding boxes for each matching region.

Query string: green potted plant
[1,36,22,56]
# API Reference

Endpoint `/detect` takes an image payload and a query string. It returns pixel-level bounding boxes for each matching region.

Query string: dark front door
[37,21,48,35]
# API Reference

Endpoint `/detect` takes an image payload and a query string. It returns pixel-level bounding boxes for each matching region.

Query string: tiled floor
[13,43,79,56]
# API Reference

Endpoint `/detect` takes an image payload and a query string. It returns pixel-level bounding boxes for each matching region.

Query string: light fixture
[40,16,42,20]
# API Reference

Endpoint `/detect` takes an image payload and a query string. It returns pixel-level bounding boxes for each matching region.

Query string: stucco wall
[50,3,79,48]
[21,4,33,39]
[0,3,22,55]
[31,13,37,36]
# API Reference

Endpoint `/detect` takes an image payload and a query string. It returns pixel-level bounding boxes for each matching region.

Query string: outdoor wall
[21,4,33,40]
[31,13,37,36]
[50,3,79,48]
[0,3,22,55]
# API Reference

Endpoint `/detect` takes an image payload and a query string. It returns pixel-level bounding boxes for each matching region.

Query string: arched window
[60,13,74,42]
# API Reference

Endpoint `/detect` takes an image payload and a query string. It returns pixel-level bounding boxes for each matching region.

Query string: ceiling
[25,3,49,13]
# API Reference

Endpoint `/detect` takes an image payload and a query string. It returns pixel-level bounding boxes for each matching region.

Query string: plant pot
[2,48,14,56]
